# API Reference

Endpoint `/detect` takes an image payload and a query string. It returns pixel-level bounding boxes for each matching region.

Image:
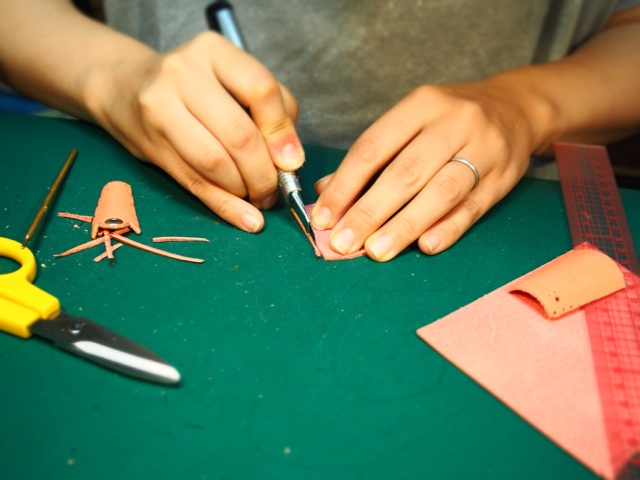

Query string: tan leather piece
[152,236,210,243]
[111,233,204,263]
[508,248,625,319]
[91,181,141,239]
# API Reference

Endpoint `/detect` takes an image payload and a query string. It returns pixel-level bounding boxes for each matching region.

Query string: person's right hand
[86,31,303,233]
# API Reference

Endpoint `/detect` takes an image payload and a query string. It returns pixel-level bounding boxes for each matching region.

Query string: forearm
[0,0,156,121]
[483,9,640,156]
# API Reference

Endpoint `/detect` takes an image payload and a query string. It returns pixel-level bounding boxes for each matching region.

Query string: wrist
[483,67,565,156]
[80,37,157,126]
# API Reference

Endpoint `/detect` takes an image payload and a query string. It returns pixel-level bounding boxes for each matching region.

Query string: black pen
[205,0,314,239]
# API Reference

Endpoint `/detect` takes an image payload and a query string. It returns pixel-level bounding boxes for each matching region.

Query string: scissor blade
[30,312,180,385]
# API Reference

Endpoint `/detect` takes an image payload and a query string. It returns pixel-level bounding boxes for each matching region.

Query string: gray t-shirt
[103,0,638,150]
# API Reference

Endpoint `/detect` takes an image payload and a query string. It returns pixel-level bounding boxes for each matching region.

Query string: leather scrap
[56,181,208,264]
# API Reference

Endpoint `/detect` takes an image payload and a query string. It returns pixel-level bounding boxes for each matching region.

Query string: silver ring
[450,157,480,190]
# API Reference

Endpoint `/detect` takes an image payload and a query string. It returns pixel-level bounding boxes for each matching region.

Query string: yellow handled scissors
[0,237,180,384]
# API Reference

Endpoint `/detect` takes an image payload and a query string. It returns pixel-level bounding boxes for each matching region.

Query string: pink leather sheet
[293,204,366,261]
[417,245,635,479]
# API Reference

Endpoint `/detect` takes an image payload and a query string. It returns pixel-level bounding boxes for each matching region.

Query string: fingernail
[258,191,279,210]
[331,228,356,254]
[241,213,262,233]
[368,234,394,261]
[314,174,331,186]
[311,206,331,230]
[424,234,441,254]
[280,143,304,170]
[314,174,332,192]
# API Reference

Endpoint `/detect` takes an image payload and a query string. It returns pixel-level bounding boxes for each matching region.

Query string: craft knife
[205,0,315,240]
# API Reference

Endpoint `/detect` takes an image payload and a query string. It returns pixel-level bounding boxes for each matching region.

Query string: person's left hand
[311,79,548,261]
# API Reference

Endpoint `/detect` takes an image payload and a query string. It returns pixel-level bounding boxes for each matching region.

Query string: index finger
[211,35,305,172]
[311,92,438,230]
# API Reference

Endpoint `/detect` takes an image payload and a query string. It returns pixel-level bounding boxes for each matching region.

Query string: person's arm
[0,0,304,233]
[501,6,640,151]
[312,7,640,262]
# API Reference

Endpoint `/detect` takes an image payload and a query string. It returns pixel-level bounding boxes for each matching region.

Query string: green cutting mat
[1,112,638,479]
